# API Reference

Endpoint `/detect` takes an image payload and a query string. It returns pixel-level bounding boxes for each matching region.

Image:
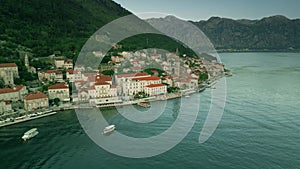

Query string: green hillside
[0,0,130,59]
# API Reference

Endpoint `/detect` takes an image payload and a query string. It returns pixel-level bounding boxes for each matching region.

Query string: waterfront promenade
[0,75,223,128]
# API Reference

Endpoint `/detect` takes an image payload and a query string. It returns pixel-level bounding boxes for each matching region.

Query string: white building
[122,76,161,96]
[63,60,73,69]
[38,70,63,82]
[144,84,167,96]
[66,70,82,82]
[54,59,65,69]
[89,81,119,104]
[55,71,63,82]
[0,63,19,85]
[115,72,151,95]
[48,83,70,102]
[24,92,49,111]
[77,90,89,102]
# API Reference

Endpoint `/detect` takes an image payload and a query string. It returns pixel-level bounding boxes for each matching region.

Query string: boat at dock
[103,125,116,134]
[22,128,39,141]
[136,102,150,108]
[225,70,233,76]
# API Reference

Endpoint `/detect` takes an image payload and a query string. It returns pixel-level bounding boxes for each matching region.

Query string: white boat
[103,125,115,134]
[22,128,39,141]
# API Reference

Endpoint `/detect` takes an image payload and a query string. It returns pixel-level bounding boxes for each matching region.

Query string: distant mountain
[0,0,130,58]
[1,0,299,61]
[191,15,300,52]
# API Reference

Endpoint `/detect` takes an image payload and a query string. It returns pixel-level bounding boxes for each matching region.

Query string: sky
[113,0,300,21]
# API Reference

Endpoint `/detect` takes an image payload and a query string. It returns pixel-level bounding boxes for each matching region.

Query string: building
[94,73,112,85]
[0,63,19,85]
[88,76,119,104]
[55,58,73,69]
[122,76,162,96]
[0,85,27,101]
[162,76,173,86]
[54,59,65,69]
[66,70,82,82]
[115,72,150,85]
[48,83,70,101]
[115,72,151,96]
[63,60,73,69]
[24,92,49,111]
[90,84,119,104]
[0,100,12,114]
[54,71,63,82]
[38,70,63,82]
[77,90,89,102]
[144,84,167,96]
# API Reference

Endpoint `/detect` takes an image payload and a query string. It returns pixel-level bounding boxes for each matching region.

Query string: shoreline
[0,111,57,128]
[0,76,223,128]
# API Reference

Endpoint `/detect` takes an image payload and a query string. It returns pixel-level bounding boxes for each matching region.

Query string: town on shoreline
[0,49,228,127]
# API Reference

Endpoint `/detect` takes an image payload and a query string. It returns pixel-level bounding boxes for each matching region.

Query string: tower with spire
[24,53,36,74]
[25,53,29,69]
[175,48,180,77]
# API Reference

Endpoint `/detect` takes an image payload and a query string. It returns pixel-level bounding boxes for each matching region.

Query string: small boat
[225,70,233,77]
[22,128,39,141]
[137,103,150,108]
[103,125,115,134]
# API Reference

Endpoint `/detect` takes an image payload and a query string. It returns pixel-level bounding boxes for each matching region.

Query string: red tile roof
[24,91,48,100]
[116,74,134,78]
[67,70,79,74]
[132,66,141,70]
[66,60,73,64]
[135,72,149,76]
[0,86,24,94]
[45,70,55,74]
[116,72,149,78]
[95,80,110,85]
[48,83,69,89]
[132,76,160,81]
[146,84,166,88]
[95,73,111,82]
[0,63,17,68]
[55,71,62,74]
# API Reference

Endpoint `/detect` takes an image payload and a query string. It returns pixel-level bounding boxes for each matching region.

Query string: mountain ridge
[191,15,300,52]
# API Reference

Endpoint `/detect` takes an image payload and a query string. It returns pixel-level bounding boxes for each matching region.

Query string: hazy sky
[114,0,300,21]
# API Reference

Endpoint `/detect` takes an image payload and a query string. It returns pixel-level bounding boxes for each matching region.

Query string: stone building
[24,92,49,111]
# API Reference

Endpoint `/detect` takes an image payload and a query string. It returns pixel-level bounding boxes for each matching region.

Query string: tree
[134,91,147,99]
[0,77,5,88]
[54,98,60,106]
[198,73,208,83]
[167,87,180,93]
[102,69,114,76]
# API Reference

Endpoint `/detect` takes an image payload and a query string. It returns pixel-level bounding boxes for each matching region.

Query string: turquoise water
[0,53,300,169]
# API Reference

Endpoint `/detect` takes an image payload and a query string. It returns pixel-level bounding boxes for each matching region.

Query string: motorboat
[103,125,115,134]
[22,128,39,141]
